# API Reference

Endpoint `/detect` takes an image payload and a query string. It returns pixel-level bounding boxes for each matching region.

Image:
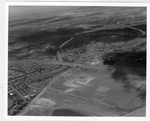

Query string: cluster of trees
[103,51,146,67]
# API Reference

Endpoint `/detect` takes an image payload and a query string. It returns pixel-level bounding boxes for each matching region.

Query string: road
[18,87,48,115]
[18,72,126,116]
[17,68,68,115]
[48,88,116,108]
[10,59,145,72]
[116,21,146,36]
[58,37,74,48]
[47,88,126,115]
[57,37,74,62]
[9,85,24,99]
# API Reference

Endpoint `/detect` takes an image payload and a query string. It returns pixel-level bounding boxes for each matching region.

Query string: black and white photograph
[4,1,149,119]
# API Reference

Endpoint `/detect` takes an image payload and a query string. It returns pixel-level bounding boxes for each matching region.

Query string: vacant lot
[51,67,145,111]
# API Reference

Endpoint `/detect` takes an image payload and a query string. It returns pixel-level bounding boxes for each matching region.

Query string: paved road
[18,87,48,115]
[18,69,67,115]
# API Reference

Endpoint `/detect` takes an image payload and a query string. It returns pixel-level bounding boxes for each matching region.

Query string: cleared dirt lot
[24,88,125,116]
[50,68,145,111]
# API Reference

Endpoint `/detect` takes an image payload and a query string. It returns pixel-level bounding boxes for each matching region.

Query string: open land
[8,6,146,116]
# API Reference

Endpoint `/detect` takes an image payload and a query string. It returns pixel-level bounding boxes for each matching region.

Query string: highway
[17,67,68,115]
[18,87,48,115]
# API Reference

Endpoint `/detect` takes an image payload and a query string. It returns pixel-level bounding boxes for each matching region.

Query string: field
[50,68,145,111]
[23,88,125,116]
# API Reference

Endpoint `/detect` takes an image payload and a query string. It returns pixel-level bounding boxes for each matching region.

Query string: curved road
[116,21,146,36]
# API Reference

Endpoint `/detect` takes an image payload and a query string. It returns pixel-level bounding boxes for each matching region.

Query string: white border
[2,2,150,121]
[5,2,150,6]
[3,0,150,3]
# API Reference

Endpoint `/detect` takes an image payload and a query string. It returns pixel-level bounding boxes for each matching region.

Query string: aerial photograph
[8,6,146,116]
